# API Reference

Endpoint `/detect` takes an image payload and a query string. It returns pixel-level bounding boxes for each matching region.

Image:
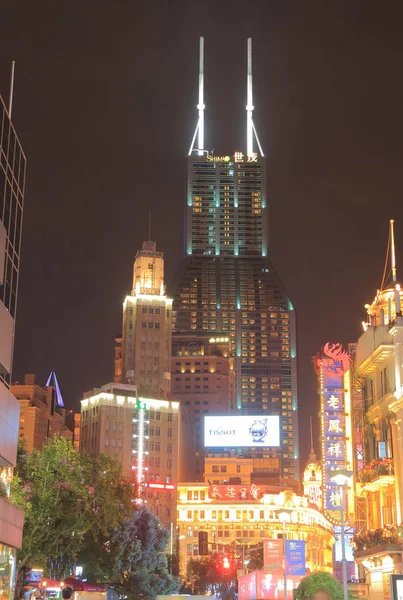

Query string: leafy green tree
[105,508,180,600]
[295,572,354,600]
[11,437,132,581]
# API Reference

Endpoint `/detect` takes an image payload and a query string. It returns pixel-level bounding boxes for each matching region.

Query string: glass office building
[0,91,26,600]
[172,153,299,480]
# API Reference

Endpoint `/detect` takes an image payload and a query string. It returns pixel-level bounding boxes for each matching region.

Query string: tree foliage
[84,507,180,600]
[11,437,132,580]
[11,438,178,598]
[295,572,354,600]
[187,556,237,600]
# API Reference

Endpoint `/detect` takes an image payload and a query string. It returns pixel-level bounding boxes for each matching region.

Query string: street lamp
[273,508,294,600]
[330,469,353,600]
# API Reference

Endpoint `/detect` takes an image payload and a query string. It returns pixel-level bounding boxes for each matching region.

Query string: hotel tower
[171,39,299,480]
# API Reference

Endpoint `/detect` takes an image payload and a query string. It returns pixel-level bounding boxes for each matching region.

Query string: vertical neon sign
[314,343,352,524]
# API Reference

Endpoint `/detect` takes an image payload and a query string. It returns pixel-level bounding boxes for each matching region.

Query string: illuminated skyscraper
[171,39,299,480]
[114,240,173,398]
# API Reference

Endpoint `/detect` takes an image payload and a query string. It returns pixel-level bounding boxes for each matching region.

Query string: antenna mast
[197,37,205,155]
[8,61,15,119]
[189,37,205,156]
[390,219,397,282]
[246,38,253,157]
[148,212,152,241]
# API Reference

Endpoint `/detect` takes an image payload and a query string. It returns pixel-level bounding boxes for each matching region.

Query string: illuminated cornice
[355,344,394,377]
[81,393,178,411]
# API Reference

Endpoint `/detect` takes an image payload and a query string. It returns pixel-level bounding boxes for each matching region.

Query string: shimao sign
[314,343,353,525]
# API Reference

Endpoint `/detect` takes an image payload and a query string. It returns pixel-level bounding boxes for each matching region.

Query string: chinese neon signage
[205,152,258,163]
[208,483,261,501]
[314,342,352,523]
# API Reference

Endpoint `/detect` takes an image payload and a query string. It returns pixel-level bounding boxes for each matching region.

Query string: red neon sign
[313,342,351,377]
[147,482,175,490]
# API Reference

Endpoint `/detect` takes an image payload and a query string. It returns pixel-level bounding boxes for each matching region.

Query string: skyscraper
[0,75,26,599]
[171,39,299,480]
[114,240,172,398]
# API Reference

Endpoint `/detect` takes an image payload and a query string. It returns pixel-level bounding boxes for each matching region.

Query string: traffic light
[222,556,231,573]
[217,554,236,576]
[198,530,209,555]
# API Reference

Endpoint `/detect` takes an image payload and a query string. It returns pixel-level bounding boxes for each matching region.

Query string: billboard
[286,540,306,576]
[238,570,303,600]
[204,415,280,448]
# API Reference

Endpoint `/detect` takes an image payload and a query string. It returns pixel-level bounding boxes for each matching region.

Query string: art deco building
[11,372,71,453]
[171,39,299,480]
[114,240,172,398]
[351,221,403,600]
[82,239,182,529]
[177,484,334,581]
[0,85,26,599]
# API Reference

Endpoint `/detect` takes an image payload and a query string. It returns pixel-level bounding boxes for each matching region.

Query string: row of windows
[141,322,161,329]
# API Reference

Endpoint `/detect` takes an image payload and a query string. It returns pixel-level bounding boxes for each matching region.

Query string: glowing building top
[363,220,402,329]
[115,240,173,399]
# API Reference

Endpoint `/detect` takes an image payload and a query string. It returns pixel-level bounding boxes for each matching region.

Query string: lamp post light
[273,508,294,600]
[330,469,353,600]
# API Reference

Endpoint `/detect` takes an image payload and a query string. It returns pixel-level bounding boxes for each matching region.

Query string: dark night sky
[2,1,403,467]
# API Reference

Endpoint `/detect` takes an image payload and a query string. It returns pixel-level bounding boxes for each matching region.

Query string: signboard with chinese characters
[314,342,352,523]
[208,483,262,501]
[204,415,280,448]
[205,151,259,164]
[286,540,306,576]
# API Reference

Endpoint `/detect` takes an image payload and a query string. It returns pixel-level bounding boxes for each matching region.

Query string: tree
[295,572,354,600]
[11,437,132,582]
[187,556,237,600]
[106,508,180,600]
[245,545,263,571]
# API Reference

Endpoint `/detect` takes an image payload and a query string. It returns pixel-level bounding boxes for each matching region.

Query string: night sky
[2,1,403,467]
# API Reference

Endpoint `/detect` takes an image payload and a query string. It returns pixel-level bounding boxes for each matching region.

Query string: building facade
[0,91,26,598]
[177,483,334,578]
[11,373,71,453]
[171,334,234,479]
[114,240,172,399]
[351,237,403,600]
[80,382,179,528]
[171,42,299,481]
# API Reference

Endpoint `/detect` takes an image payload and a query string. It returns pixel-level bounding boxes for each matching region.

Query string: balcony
[358,458,395,492]
[353,526,401,561]
[355,325,394,376]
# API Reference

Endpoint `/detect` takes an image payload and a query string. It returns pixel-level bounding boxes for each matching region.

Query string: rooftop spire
[391,219,397,282]
[246,39,264,158]
[308,416,318,463]
[45,369,65,408]
[189,37,205,156]
[246,38,253,157]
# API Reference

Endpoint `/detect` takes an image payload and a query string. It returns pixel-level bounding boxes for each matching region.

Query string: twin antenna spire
[189,37,264,157]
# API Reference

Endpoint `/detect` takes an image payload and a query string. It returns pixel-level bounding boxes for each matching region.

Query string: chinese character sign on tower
[314,342,352,524]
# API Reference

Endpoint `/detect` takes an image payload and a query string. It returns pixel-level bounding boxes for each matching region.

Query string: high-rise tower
[115,240,173,398]
[172,39,299,480]
[0,69,26,599]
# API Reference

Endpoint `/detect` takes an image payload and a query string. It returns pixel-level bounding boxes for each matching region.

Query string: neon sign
[206,155,231,162]
[146,482,175,490]
[314,342,352,524]
[205,152,258,163]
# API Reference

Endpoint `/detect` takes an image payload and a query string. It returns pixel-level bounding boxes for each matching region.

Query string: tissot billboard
[204,415,280,448]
